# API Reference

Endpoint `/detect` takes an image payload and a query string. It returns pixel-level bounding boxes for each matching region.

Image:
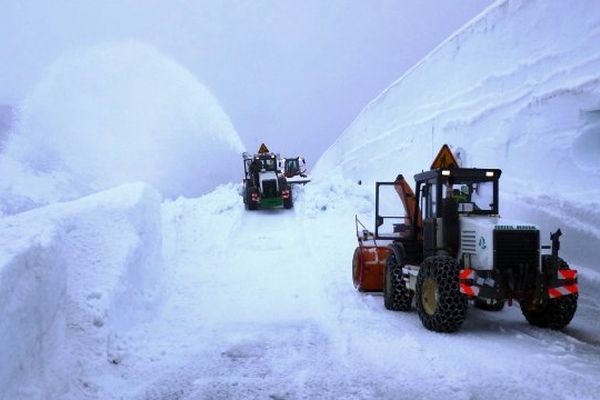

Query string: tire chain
[520,256,578,329]
[416,256,467,332]
[384,253,413,311]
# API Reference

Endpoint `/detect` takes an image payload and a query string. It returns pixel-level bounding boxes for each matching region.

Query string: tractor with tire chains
[352,145,578,332]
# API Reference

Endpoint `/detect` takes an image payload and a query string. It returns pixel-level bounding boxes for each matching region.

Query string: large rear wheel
[283,193,293,209]
[246,188,259,210]
[520,256,577,329]
[415,256,467,332]
[383,252,413,311]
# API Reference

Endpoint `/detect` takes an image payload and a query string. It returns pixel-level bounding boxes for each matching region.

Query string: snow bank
[0,40,244,215]
[0,183,163,399]
[161,183,244,271]
[0,105,14,149]
[316,0,600,268]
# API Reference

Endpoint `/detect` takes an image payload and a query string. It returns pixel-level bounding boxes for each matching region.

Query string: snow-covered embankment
[0,183,163,399]
[316,0,600,270]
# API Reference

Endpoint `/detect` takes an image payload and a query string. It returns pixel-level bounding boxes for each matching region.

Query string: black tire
[474,299,505,312]
[415,256,467,332]
[383,252,413,311]
[246,188,259,210]
[520,256,578,329]
[282,183,293,209]
[283,192,293,209]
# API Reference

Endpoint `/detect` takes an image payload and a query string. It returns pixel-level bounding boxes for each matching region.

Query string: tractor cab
[257,154,278,172]
[283,157,303,176]
[416,168,500,217]
[413,167,501,259]
[280,156,311,184]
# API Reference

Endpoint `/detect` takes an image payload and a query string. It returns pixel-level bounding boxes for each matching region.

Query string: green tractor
[242,144,293,210]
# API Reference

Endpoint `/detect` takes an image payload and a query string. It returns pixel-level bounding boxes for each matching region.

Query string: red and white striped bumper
[459,268,481,297]
[548,269,578,299]
[458,268,579,300]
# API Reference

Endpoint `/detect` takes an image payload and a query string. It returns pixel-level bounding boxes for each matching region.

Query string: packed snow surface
[0,41,244,214]
[316,0,600,269]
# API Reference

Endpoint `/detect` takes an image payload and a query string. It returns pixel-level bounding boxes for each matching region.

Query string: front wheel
[415,256,467,332]
[246,188,259,210]
[283,186,293,209]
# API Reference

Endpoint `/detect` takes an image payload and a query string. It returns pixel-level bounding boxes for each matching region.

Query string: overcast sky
[0,0,492,164]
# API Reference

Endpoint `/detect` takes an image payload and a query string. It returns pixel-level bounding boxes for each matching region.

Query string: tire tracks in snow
[299,181,600,400]
[131,192,384,399]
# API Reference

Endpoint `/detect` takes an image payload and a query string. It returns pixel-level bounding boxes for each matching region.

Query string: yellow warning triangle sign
[258,143,270,154]
[430,144,459,170]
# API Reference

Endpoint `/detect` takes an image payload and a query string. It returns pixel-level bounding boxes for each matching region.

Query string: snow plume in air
[2,40,244,212]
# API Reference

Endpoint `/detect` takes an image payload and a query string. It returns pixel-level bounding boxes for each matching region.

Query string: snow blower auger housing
[352,145,578,332]
[242,144,293,210]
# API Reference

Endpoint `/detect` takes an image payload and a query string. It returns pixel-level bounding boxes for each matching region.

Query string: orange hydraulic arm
[394,174,422,234]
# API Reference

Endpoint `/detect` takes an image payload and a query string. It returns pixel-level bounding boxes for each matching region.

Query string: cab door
[422,182,438,258]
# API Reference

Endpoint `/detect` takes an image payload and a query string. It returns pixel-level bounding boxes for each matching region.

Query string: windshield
[260,157,277,171]
[285,159,299,173]
[445,181,495,213]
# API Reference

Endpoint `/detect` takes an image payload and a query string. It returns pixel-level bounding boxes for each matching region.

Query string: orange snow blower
[352,174,421,291]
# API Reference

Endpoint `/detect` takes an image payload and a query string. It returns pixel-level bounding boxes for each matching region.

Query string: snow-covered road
[110,185,389,399]
[94,183,600,400]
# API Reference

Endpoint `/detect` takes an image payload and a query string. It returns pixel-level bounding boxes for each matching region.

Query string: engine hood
[258,171,278,184]
[460,216,540,233]
[459,216,540,271]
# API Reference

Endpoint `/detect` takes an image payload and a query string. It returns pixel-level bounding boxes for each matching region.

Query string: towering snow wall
[0,41,244,214]
[316,0,600,268]
[0,183,163,399]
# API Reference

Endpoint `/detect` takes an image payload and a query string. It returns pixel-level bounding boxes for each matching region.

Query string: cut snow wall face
[573,109,600,172]
[316,0,600,268]
[0,183,163,399]
[0,227,67,398]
